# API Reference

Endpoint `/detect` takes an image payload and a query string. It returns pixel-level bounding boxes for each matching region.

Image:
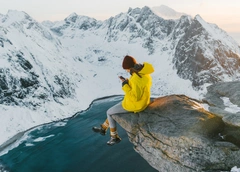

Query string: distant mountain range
[43,5,240,89]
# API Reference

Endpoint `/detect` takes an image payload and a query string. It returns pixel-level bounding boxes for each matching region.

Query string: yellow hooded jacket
[122,62,154,112]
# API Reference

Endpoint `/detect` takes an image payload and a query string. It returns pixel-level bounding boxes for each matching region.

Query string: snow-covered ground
[221,97,240,113]
[232,166,240,172]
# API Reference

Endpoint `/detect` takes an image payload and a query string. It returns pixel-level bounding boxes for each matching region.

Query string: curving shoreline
[0,95,124,155]
[0,96,157,172]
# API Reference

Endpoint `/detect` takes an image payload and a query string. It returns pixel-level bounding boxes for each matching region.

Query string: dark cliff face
[171,15,191,40]
[173,16,240,88]
[112,94,240,171]
[0,52,40,107]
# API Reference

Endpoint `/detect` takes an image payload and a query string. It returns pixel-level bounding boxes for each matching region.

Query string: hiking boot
[92,126,106,136]
[107,136,121,146]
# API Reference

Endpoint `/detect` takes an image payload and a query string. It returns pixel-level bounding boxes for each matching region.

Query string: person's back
[122,62,154,113]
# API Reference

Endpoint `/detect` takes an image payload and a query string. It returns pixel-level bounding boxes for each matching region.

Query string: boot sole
[107,139,121,146]
[92,127,106,136]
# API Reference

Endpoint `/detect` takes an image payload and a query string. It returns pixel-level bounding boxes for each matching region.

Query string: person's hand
[119,76,128,86]
[119,76,125,82]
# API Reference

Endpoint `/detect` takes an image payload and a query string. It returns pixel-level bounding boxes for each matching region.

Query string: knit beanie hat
[122,55,137,69]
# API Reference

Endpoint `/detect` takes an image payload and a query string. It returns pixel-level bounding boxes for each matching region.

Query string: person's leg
[92,118,109,135]
[92,101,129,145]
[106,102,129,145]
[101,119,109,131]
[106,101,128,129]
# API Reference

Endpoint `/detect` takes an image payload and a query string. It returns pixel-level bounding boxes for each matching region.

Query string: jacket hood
[139,62,154,75]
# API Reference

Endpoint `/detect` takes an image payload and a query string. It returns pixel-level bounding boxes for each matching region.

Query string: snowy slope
[0,10,121,144]
[0,6,240,147]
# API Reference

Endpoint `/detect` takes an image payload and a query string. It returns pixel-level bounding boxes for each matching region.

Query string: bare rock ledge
[112,95,240,172]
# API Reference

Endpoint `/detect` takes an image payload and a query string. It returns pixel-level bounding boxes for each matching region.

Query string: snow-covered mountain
[174,15,240,88]
[151,5,186,19]
[47,6,240,88]
[0,6,240,146]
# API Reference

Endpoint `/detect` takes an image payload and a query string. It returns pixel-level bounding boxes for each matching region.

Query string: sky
[0,0,240,33]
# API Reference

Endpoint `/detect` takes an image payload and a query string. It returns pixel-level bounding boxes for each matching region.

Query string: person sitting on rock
[92,55,154,146]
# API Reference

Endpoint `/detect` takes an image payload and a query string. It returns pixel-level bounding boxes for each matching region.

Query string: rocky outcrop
[112,95,240,172]
[203,81,240,127]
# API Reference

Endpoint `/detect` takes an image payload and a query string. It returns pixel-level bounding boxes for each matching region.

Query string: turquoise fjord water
[0,96,157,172]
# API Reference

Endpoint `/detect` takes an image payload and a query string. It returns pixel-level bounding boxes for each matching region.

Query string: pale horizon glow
[0,0,240,33]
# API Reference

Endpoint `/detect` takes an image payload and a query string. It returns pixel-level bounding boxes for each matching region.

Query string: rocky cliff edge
[112,90,240,171]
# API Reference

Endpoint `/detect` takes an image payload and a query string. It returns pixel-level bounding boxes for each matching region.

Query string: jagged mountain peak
[151,5,186,20]
[64,12,80,23]
[64,12,98,23]
[100,5,176,48]
[141,6,153,12]
[133,6,155,16]
[192,14,239,49]
[0,10,56,43]
[2,10,35,24]
[127,6,157,19]
[66,12,78,18]
[193,14,210,28]
[49,12,101,36]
